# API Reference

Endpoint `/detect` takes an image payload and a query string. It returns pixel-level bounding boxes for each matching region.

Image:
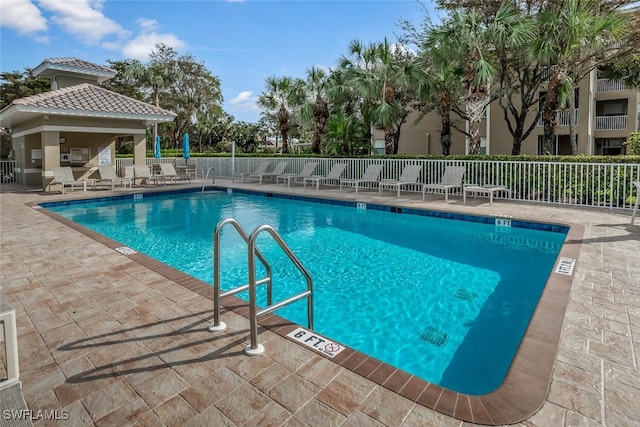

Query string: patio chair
[185,164,198,180]
[422,166,466,201]
[152,163,179,184]
[252,161,289,184]
[632,181,640,225]
[303,163,348,190]
[51,167,87,194]
[276,162,318,187]
[133,165,162,186]
[233,160,271,182]
[378,165,423,197]
[96,165,132,190]
[340,164,383,193]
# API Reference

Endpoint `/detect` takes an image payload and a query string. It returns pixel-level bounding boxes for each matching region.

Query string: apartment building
[382,70,640,156]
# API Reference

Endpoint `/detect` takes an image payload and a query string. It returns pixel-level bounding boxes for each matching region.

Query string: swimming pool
[44,189,568,395]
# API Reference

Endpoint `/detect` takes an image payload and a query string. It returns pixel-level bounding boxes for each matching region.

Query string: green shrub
[624,132,640,155]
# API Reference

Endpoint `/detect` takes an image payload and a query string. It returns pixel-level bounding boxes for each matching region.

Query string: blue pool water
[45,189,567,395]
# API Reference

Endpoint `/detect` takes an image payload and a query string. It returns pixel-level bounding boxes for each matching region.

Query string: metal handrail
[201,167,215,193]
[208,218,272,332]
[246,224,313,355]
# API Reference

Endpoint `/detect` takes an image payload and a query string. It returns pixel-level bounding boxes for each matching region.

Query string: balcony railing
[537,109,579,127]
[595,115,628,130]
[596,79,627,93]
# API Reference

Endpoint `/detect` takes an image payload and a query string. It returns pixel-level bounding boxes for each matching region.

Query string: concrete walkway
[0,180,638,426]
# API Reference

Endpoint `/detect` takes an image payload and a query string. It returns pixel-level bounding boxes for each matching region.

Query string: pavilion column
[41,131,60,191]
[133,132,147,165]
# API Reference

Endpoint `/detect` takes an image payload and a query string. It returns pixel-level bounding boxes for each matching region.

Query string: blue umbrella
[155,135,161,159]
[183,133,190,160]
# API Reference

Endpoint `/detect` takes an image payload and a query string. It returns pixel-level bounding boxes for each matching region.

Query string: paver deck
[1,179,638,426]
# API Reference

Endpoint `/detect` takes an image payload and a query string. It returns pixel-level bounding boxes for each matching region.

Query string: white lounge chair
[303,163,348,190]
[378,165,423,197]
[152,163,179,184]
[133,165,162,186]
[422,166,466,201]
[51,167,87,194]
[233,160,270,182]
[631,181,640,225]
[276,162,318,187]
[96,165,132,190]
[252,161,289,184]
[340,164,383,193]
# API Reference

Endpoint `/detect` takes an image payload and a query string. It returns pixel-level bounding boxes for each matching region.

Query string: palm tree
[531,0,627,154]
[489,3,538,155]
[124,44,181,152]
[417,38,464,156]
[257,76,305,154]
[303,67,330,154]
[340,39,424,155]
[427,9,496,155]
[324,110,366,155]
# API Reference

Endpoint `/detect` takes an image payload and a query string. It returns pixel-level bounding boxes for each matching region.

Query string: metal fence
[2,157,638,209]
[0,160,17,183]
[114,157,640,210]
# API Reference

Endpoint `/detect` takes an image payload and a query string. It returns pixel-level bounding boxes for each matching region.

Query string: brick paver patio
[1,180,638,426]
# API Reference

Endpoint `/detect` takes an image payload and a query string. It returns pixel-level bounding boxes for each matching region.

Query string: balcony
[596,79,627,93]
[537,109,579,127]
[595,115,628,130]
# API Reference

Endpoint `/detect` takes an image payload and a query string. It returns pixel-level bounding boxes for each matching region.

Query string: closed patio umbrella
[183,133,190,160]
[155,135,161,159]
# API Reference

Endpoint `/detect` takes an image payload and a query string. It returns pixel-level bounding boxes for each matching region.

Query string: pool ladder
[201,167,215,193]
[208,218,314,355]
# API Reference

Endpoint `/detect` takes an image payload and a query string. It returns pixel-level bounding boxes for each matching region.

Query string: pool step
[420,326,448,347]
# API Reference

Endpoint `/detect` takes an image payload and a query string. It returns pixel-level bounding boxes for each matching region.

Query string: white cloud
[230,91,253,105]
[121,18,186,60]
[0,0,47,35]
[391,43,416,57]
[38,0,127,46]
[229,91,259,112]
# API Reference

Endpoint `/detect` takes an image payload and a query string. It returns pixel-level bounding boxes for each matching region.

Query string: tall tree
[0,69,50,109]
[166,53,223,148]
[123,44,182,150]
[402,10,464,155]
[340,39,424,155]
[257,76,305,154]
[303,66,330,154]
[531,0,628,154]
[489,2,539,155]
[101,59,144,101]
[428,8,497,155]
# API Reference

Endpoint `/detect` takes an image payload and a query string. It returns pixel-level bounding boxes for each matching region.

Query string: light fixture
[59,137,67,144]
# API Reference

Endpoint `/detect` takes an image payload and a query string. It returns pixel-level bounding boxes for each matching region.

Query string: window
[69,147,91,164]
[595,138,625,156]
[596,99,628,116]
[373,139,385,155]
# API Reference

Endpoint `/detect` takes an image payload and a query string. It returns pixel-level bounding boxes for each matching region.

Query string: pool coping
[31,186,584,425]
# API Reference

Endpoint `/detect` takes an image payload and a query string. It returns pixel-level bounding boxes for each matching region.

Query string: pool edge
[30,188,584,425]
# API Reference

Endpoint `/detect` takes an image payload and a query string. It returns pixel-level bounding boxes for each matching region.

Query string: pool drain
[454,288,478,301]
[420,326,448,347]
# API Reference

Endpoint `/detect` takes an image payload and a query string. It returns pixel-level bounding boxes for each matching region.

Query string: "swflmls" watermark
[3,410,70,421]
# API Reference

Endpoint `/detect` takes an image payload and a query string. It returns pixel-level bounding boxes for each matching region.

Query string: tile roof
[36,57,116,77]
[11,83,176,120]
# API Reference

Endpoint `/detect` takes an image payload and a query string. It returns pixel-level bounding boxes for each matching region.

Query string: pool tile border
[31,188,584,425]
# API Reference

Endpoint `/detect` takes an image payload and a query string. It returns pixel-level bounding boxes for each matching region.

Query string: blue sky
[0,0,437,123]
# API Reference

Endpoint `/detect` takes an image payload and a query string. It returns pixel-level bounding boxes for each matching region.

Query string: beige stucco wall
[9,114,149,191]
[394,77,639,156]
